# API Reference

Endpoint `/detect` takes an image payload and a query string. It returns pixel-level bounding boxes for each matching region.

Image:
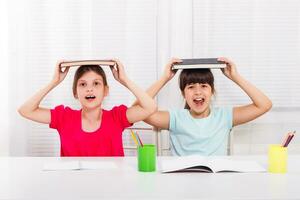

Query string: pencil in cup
[130,130,139,146]
[129,129,156,171]
[282,131,295,147]
[135,131,144,147]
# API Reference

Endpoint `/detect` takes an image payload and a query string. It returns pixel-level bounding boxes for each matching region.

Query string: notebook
[172,58,226,70]
[161,155,266,173]
[60,60,115,68]
[43,160,118,171]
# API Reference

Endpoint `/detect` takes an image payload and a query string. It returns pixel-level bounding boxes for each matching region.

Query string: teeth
[195,98,204,101]
[85,95,96,99]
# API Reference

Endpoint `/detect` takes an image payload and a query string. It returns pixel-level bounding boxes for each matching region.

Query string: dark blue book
[172,58,226,70]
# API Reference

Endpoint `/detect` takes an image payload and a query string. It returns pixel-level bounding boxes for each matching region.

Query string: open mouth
[193,97,205,105]
[85,95,96,100]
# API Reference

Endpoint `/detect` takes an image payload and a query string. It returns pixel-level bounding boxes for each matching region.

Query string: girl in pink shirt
[18,59,157,156]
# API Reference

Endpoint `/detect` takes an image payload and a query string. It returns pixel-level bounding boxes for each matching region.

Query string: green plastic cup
[137,144,156,172]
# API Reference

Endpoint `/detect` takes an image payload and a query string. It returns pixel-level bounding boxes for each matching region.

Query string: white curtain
[1,0,300,156]
[157,0,300,109]
[157,0,300,154]
[0,0,9,156]
[7,0,158,156]
[192,0,300,108]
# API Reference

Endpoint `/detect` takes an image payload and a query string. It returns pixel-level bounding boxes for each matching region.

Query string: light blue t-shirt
[169,107,233,156]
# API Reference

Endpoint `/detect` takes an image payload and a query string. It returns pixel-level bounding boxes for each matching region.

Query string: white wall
[0,0,9,156]
[158,0,300,155]
[6,0,158,156]
[1,0,300,156]
[231,109,300,155]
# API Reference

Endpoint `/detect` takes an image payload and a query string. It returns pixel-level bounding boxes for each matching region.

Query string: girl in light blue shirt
[137,57,272,156]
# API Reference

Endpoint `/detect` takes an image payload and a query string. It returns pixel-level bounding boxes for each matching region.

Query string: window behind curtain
[192,0,300,155]
[9,0,157,156]
[193,0,300,108]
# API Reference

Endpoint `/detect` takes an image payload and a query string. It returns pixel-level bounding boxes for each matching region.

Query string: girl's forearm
[233,74,272,110]
[145,76,169,98]
[131,76,169,106]
[124,78,157,112]
[18,81,57,115]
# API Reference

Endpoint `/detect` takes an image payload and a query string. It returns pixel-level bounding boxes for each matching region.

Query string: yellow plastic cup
[268,144,287,173]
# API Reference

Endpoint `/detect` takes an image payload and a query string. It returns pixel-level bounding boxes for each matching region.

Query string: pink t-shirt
[50,104,132,157]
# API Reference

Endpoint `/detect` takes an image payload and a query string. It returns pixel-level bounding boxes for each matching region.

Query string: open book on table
[60,60,115,68]
[161,155,266,173]
[43,160,117,171]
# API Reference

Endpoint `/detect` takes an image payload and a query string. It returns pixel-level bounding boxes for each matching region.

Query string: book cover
[172,58,226,70]
[161,155,266,173]
[60,60,115,68]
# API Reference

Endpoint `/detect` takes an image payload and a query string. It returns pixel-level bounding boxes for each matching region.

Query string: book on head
[60,60,115,68]
[172,58,226,70]
[161,155,266,173]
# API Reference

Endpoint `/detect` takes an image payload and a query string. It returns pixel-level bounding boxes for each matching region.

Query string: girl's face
[183,83,213,117]
[76,71,108,109]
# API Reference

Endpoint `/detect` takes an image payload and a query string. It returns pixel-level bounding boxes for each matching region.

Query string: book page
[161,156,266,173]
[43,161,118,171]
[161,155,209,173]
[80,161,118,170]
[43,161,80,171]
[207,158,266,173]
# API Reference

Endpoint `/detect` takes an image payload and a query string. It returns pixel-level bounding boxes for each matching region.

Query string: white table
[1,156,300,199]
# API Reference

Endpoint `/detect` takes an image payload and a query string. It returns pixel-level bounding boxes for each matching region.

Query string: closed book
[172,58,226,70]
[60,60,115,68]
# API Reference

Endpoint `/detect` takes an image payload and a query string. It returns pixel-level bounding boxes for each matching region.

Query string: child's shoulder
[211,106,233,119]
[169,107,232,115]
[52,104,80,114]
[168,108,190,118]
[113,104,128,110]
[212,106,232,113]
[107,104,128,112]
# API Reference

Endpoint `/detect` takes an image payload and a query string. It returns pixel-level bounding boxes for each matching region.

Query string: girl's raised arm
[18,61,70,124]
[218,57,272,127]
[110,59,157,124]
[131,58,181,130]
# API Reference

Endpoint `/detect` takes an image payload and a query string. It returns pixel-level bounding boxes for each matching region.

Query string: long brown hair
[72,65,108,98]
[179,69,215,109]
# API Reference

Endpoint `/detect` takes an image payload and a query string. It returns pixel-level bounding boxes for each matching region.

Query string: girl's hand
[51,60,70,86]
[110,59,128,86]
[163,58,182,81]
[218,57,239,81]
